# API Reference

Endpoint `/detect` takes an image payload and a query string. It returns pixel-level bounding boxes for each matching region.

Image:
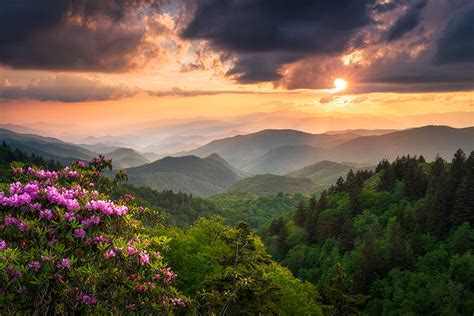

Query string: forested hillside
[0,152,323,314]
[0,142,62,181]
[124,154,243,196]
[263,149,474,314]
[226,174,318,196]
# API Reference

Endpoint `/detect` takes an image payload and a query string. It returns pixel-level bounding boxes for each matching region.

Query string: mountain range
[287,160,374,186]
[185,126,474,174]
[1,125,473,197]
[124,154,243,196]
[0,128,96,165]
[0,128,150,169]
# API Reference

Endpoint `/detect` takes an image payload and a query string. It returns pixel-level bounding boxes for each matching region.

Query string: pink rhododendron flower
[139,251,150,266]
[127,247,138,255]
[104,250,116,259]
[29,202,42,211]
[39,209,54,220]
[4,216,19,226]
[76,161,86,167]
[7,266,23,281]
[76,293,97,305]
[73,228,86,239]
[57,258,71,269]
[64,212,76,222]
[68,171,79,178]
[27,261,41,271]
[27,167,59,180]
[95,235,106,244]
[127,237,140,245]
[171,298,186,307]
[0,157,181,312]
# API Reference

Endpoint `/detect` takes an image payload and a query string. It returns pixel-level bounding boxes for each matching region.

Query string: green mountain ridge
[125,154,243,196]
[0,128,96,164]
[105,147,149,169]
[287,160,374,186]
[226,174,318,196]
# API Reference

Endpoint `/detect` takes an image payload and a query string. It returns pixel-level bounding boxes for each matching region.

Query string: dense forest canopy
[263,149,474,314]
[1,143,473,314]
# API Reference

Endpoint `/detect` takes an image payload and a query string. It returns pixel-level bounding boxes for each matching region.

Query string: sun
[333,78,348,92]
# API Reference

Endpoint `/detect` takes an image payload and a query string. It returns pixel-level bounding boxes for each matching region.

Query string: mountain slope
[0,128,96,164]
[186,129,357,169]
[287,160,374,186]
[327,125,474,163]
[125,154,243,196]
[243,145,323,175]
[105,148,149,169]
[206,126,474,174]
[225,174,317,196]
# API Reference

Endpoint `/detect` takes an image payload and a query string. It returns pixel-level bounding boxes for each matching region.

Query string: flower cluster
[0,158,186,313]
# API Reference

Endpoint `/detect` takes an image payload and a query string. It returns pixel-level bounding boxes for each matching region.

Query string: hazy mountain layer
[125,154,243,196]
[225,174,318,196]
[190,126,474,174]
[287,160,374,186]
[0,128,96,164]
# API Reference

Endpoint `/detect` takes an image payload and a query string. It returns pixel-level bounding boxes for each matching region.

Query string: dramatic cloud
[387,0,427,42]
[435,4,474,64]
[0,75,136,102]
[182,0,376,82]
[278,0,474,92]
[0,0,172,72]
[1,0,472,95]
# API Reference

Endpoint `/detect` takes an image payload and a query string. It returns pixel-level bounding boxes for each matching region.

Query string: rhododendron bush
[0,157,185,313]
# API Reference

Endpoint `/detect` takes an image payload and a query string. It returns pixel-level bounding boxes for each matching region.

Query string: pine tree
[452,170,474,227]
[334,176,346,192]
[424,156,449,237]
[447,149,466,210]
[320,263,368,315]
[318,191,329,211]
[339,218,355,252]
[293,201,308,227]
[378,166,396,192]
[305,211,319,244]
[269,218,289,256]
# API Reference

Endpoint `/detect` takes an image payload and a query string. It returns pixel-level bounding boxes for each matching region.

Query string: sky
[0,0,473,134]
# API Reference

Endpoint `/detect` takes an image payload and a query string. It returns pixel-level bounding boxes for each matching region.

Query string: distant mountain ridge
[186,129,357,170]
[125,154,243,196]
[106,148,149,169]
[0,128,96,164]
[287,161,374,185]
[186,126,474,174]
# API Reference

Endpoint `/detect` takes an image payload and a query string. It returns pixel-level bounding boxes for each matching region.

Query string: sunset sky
[0,0,472,133]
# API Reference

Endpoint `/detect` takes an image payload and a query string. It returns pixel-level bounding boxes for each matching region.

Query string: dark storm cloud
[0,0,166,72]
[371,0,408,13]
[435,5,474,64]
[387,0,427,42]
[0,75,136,102]
[182,0,376,82]
[226,53,302,83]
